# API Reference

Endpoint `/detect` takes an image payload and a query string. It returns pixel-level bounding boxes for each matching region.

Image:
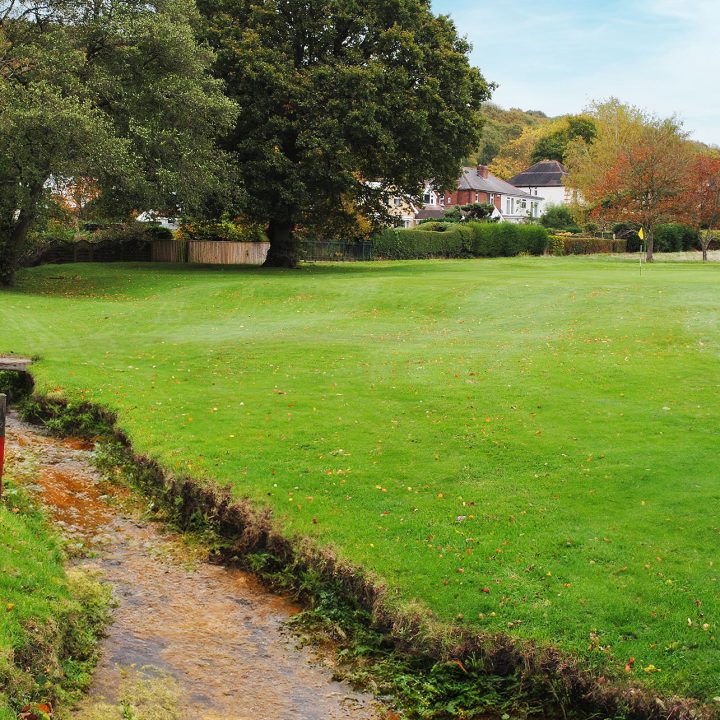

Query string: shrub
[417,222,454,232]
[178,219,267,243]
[373,225,473,259]
[372,222,548,260]
[142,224,173,240]
[612,223,642,251]
[540,206,580,233]
[552,236,627,254]
[653,223,698,252]
[466,222,548,257]
[94,222,152,245]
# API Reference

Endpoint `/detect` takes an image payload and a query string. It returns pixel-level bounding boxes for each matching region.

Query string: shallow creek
[6,413,380,719]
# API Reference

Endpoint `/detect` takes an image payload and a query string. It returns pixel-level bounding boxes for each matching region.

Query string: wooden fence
[188,241,270,265]
[151,240,185,263]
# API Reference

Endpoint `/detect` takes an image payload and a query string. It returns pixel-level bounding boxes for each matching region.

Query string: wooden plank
[151,240,184,263]
[187,241,270,266]
[0,357,32,372]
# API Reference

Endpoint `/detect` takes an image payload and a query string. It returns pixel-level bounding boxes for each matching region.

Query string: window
[393,197,402,207]
[475,192,480,202]
[423,192,433,205]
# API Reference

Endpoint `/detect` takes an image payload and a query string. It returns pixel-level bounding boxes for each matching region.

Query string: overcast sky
[431,0,719,146]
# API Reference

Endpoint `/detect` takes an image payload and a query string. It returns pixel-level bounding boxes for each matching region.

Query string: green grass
[0,476,111,718]
[0,486,66,719]
[2,258,720,701]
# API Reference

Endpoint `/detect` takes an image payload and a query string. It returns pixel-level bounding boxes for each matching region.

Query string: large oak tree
[0,0,236,284]
[200,0,493,267]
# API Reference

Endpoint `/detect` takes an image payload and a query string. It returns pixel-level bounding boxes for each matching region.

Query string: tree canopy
[0,0,236,283]
[470,103,548,166]
[200,0,494,266]
[566,101,692,260]
[679,153,720,261]
[488,114,593,179]
[529,115,595,164]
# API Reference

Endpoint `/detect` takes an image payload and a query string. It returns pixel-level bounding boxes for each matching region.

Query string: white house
[136,210,180,231]
[508,160,572,216]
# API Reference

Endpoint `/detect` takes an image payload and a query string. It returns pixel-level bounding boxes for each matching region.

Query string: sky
[431,0,719,146]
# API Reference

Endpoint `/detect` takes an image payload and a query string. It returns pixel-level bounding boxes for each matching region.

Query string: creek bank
[6,412,379,719]
[11,390,715,720]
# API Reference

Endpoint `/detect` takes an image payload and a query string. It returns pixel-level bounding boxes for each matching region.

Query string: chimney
[477,164,489,179]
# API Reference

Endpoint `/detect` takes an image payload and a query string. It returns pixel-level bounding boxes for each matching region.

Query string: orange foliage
[678,154,720,231]
[585,121,691,258]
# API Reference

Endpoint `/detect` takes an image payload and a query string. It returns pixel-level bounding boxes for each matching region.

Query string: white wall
[515,185,568,215]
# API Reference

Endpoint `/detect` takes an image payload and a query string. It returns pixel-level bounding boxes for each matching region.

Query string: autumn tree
[200,0,493,267]
[564,99,649,223]
[0,0,236,284]
[582,118,691,261]
[678,154,720,261]
[488,114,594,180]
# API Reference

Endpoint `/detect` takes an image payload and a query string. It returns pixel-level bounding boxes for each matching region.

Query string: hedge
[467,223,547,257]
[373,223,548,260]
[551,236,627,255]
[373,225,474,259]
[653,224,698,252]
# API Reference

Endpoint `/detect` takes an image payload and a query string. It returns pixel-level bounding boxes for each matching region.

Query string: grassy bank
[0,468,111,718]
[1,258,719,705]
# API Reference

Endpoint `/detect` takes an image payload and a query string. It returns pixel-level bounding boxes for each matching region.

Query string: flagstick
[640,243,643,276]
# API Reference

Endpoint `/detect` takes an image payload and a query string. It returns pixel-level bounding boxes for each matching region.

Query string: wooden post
[0,394,6,500]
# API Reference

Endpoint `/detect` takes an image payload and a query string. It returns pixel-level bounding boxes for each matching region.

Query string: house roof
[415,207,447,220]
[458,167,536,198]
[508,160,567,188]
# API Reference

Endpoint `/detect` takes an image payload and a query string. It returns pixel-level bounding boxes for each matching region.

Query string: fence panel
[187,241,270,265]
[152,240,185,263]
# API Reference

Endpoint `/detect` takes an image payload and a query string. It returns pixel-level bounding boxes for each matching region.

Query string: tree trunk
[264,217,299,268]
[0,237,20,286]
[0,219,31,286]
[645,233,654,263]
[0,184,44,286]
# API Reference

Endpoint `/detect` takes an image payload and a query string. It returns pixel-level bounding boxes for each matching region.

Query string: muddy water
[6,413,380,720]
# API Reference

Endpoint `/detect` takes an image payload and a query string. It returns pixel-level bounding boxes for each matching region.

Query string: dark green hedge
[373,223,548,260]
[373,225,474,259]
[653,224,698,252]
[551,236,627,255]
[467,223,548,257]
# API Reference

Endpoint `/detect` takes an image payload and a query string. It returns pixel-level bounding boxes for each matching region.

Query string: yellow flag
[638,227,645,240]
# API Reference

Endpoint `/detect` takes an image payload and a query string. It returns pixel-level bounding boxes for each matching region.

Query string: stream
[6,412,380,719]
